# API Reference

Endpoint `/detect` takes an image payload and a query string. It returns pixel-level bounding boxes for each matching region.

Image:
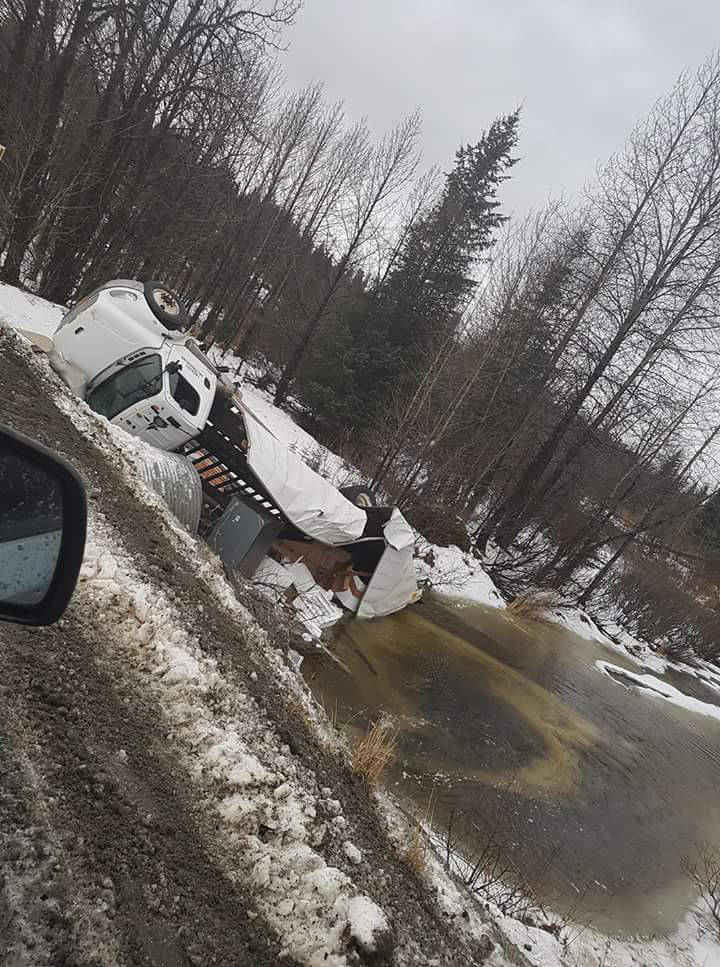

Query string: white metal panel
[355,543,418,619]
[382,507,415,550]
[356,509,418,618]
[241,402,366,544]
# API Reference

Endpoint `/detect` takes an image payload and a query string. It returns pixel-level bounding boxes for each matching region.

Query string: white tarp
[241,402,366,545]
[356,509,418,619]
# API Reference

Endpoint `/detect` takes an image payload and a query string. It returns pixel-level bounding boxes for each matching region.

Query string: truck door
[164,344,215,438]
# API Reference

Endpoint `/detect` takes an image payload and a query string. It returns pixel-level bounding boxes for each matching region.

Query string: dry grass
[351,718,397,787]
[319,694,340,731]
[507,591,559,624]
[401,817,430,877]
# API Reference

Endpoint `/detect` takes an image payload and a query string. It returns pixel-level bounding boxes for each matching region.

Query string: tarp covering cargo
[241,402,366,545]
[356,509,417,619]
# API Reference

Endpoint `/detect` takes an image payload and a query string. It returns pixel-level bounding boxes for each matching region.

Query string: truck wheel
[340,484,377,508]
[144,281,190,331]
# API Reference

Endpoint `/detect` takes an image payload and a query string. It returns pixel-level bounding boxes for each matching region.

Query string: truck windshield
[87,354,163,420]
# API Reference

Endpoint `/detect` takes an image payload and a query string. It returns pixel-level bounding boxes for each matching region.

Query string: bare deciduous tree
[273,112,421,404]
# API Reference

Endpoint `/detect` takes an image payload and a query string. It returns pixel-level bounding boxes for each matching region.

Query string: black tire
[143,281,190,331]
[340,484,377,508]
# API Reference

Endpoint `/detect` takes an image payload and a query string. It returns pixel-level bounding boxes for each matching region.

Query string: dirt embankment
[0,332,501,966]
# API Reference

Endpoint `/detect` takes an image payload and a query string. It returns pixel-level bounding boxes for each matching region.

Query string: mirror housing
[0,426,87,626]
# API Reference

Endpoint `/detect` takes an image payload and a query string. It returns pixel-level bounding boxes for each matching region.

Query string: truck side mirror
[0,427,87,626]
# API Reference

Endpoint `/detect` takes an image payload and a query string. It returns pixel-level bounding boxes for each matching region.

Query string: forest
[3,0,720,661]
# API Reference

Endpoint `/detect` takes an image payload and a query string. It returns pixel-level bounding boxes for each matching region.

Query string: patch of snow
[542,604,677,675]
[555,608,615,646]
[594,616,671,673]
[495,901,719,967]
[596,661,720,722]
[416,542,506,609]
[346,895,390,956]
[694,664,720,693]
[0,282,65,339]
[420,806,720,967]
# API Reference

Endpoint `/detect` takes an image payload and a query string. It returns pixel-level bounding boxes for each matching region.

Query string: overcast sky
[281,0,718,216]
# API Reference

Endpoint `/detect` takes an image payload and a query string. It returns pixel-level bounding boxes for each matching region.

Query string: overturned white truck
[52,280,420,621]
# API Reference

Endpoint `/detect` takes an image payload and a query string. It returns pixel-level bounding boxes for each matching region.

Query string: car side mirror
[0,426,87,626]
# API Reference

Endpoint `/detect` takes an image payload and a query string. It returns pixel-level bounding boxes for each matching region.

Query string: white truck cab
[54,280,217,451]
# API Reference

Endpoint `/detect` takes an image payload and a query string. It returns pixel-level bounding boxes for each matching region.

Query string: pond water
[302,595,720,937]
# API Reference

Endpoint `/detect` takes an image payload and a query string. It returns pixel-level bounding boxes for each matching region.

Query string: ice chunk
[346,895,390,957]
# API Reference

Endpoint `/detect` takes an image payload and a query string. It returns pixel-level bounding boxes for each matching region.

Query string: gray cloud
[281,0,718,215]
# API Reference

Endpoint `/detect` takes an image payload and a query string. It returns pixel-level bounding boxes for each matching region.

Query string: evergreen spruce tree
[305,111,520,428]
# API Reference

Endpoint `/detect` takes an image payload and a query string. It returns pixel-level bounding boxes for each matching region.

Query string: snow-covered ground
[415,540,508,609]
[3,281,720,967]
[0,281,64,338]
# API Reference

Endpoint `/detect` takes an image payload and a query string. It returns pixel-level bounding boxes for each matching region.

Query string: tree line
[3,2,720,660]
[347,55,720,661]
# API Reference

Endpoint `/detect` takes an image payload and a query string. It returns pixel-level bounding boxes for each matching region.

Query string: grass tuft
[507,591,559,624]
[401,819,429,877]
[351,718,397,787]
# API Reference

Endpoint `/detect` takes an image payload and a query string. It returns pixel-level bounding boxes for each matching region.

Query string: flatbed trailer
[183,396,286,537]
[181,396,400,601]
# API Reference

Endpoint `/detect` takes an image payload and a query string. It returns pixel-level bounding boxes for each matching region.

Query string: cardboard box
[274,539,352,590]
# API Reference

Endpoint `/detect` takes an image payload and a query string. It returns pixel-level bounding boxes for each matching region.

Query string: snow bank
[596,660,720,722]
[694,664,720,693]
[553,607,614,645]
[0,282,64,339]
[416,542,506,609]
[551,608,671,670]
